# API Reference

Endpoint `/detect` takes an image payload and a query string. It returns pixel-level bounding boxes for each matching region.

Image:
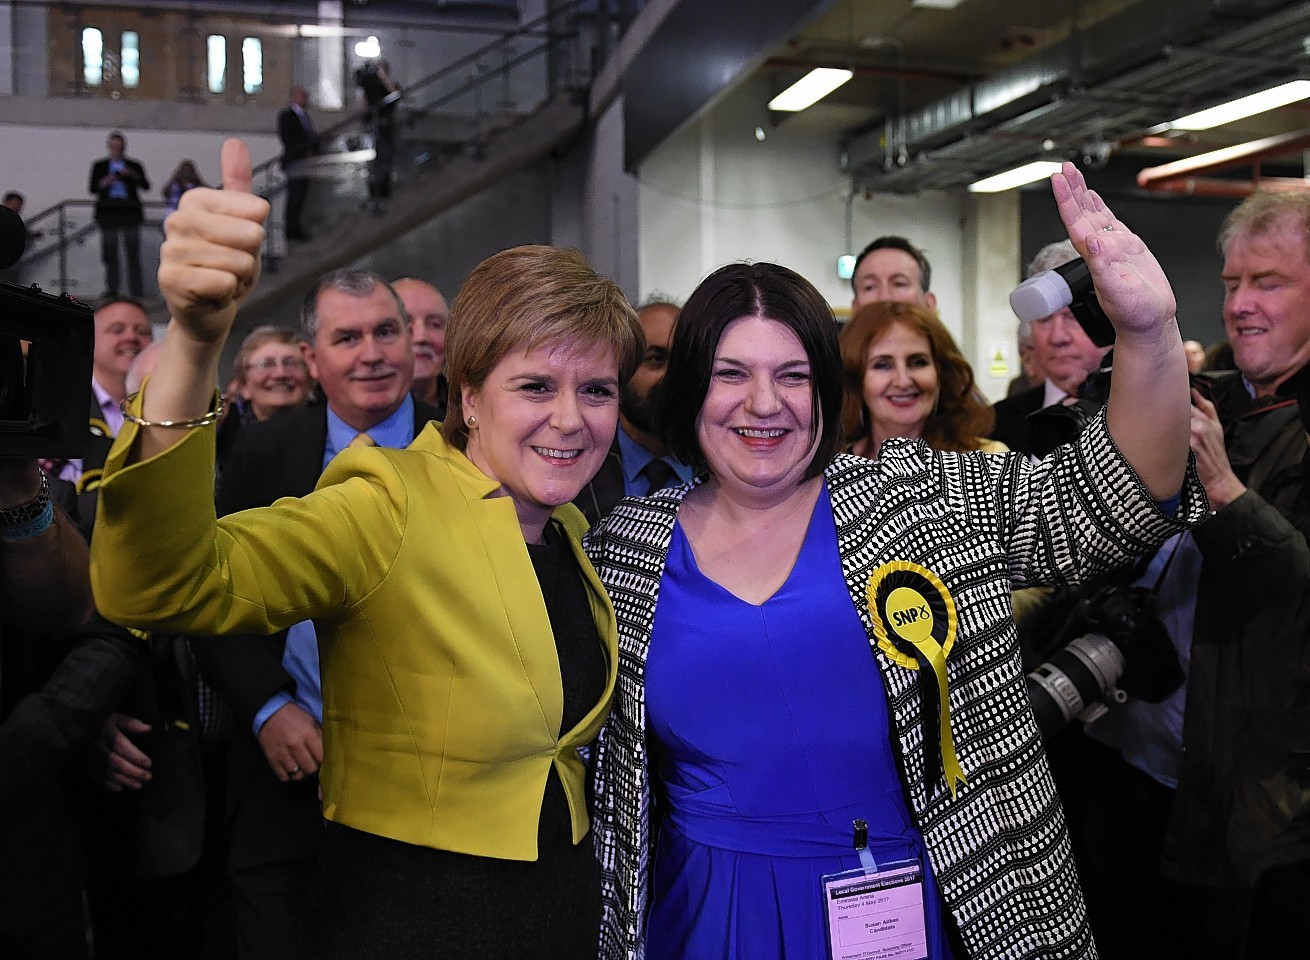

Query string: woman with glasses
[217,326,312,471]
[230,326,311,422]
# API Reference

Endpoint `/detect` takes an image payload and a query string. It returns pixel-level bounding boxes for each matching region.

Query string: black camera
[0,204,94,458]
[1024,581,1183,739]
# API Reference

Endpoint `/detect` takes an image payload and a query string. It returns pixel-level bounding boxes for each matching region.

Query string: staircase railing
[11,0,641,300]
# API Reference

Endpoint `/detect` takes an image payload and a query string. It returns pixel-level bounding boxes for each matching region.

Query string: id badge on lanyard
[821,819,928,960]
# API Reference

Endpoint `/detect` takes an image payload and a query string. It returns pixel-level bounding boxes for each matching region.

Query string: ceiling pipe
[1145,176,1309,197]
[1136,128,1310,191]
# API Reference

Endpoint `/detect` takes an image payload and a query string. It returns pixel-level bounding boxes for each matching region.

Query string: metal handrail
[15,0,622,295]
[14,199,172,299]
[247,0,599,187]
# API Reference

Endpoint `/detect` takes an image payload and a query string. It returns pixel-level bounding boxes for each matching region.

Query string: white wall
[548,94,640,300]
[1,123,281,218]
[636,75,967,330]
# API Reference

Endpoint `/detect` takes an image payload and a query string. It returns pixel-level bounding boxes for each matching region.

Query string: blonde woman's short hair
[442,245,642,450]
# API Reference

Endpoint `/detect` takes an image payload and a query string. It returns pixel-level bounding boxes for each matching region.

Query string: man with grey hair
[191,268,441,960]
[989,239,1109,455]
[390,276,449,418]
[1056,189,1310,956]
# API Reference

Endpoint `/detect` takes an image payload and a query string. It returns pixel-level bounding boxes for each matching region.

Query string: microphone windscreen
[1009,270,1072,324]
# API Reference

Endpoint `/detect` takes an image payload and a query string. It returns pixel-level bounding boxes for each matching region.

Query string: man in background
[356,61,400,215]
[989,240,1109,456]
[88,132,150,299]
[277,88,317,243]
[392,277,449,419]
[193,270,441,960]
[573,298,691,525]
[850,235,937,312]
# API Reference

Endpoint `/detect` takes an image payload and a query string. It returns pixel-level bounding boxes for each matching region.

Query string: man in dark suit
[573,299,691,526]
[277,87,317,242]
[990,240,1109,456]
[193,269,440,960]
[88,131,150,298]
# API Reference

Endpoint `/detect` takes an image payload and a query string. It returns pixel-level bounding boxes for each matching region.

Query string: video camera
[1009,256,1115,348]
[0,204,94,458]
[1010,256,1213,457]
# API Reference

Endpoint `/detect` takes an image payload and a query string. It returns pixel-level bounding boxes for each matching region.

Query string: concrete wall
[548,93,640,301]
[635,75,972,321]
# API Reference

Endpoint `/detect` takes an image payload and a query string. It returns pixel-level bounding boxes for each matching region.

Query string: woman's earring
[467,416,477,427]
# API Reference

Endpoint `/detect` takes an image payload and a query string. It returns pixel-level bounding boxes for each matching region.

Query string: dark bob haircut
[658,261,844,481]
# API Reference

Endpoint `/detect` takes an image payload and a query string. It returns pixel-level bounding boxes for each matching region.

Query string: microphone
[1008,258,1116,347]
[0,204,28,271]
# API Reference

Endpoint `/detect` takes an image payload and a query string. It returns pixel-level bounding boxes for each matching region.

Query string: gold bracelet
[120,392,227,429]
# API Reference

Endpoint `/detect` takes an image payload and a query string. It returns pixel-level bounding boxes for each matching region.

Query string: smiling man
[91,298,154,437]
[191,269,442,960]
[1063,191,1310,957]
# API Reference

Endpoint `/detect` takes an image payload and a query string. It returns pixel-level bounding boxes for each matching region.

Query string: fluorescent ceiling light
[912,0,967,8]
[968,160,1063,193]
[1170,80,1310,131]
[768,68,853,112]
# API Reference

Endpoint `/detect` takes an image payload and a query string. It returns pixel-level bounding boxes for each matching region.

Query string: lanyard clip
[852,818,878,875]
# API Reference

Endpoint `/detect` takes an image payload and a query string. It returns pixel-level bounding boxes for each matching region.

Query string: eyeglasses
[249,357,306,372]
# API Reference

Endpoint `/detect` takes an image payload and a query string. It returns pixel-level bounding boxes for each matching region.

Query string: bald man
[391,277,449,419]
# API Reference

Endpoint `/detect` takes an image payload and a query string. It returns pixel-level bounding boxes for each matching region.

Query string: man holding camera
[1068,191,1310,957]
[356,61,400,215]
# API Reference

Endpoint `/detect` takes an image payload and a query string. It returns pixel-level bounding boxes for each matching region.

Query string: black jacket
[88,156,150,227]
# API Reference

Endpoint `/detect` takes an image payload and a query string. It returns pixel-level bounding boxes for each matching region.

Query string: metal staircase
[9,0,622,326]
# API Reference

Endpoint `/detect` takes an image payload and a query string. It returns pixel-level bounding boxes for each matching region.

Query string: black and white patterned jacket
[585,412,1207,960]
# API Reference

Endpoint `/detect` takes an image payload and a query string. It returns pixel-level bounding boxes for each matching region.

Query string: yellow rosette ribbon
[867,560,967,799]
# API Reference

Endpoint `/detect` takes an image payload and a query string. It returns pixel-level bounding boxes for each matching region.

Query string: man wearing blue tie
[573,298,692,525]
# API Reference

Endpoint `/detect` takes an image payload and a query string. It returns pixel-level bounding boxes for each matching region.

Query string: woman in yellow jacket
[89,140,642,958]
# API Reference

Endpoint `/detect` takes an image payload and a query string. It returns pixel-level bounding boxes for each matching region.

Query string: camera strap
[1228,399,1299,472]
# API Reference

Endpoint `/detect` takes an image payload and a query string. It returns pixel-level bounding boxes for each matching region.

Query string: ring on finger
[1101,225,1115,232]
[289,765,301,775]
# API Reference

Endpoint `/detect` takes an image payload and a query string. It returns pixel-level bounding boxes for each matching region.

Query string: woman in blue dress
[586,162,1208,959]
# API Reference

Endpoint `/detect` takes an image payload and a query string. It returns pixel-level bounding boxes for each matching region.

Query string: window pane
[82,27,103,87]
[241,37,263,95]
[121,31,139,88]
[207,35,226,94]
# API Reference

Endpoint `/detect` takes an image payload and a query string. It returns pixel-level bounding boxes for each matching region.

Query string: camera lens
[1026,632,1126,738]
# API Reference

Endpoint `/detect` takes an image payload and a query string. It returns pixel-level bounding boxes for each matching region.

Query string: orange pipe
[1144,176,1310,197]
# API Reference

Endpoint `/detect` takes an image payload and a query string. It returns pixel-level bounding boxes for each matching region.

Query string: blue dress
[644,490,952,959]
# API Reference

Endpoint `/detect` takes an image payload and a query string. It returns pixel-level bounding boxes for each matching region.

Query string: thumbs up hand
[158,138,270,345]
